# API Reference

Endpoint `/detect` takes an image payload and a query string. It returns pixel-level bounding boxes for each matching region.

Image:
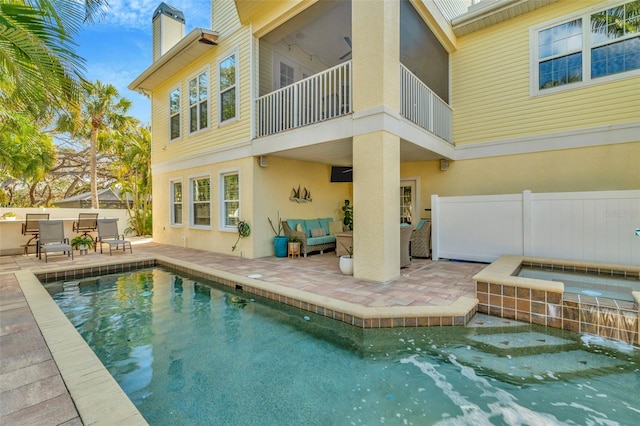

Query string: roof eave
[128,28,218,93]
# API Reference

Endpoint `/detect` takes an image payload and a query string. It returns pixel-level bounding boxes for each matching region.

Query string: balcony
[255,61,452,145]
[255,61,352,138]
[400,64,453,144]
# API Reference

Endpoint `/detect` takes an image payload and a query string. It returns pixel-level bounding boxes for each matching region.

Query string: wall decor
[290,185,312,203]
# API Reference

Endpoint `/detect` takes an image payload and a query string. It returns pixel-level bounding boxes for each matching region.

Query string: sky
[73,0,211,124]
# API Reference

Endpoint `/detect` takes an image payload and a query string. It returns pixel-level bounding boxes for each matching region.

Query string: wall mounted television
[330,166,352,182]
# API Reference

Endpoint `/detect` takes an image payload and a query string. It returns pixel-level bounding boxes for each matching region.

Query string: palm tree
[112,124,152,236]
[0,0,108,118]
[57,81,133,209]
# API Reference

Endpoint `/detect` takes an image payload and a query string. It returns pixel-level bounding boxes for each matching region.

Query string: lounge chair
[22,213,50,255]
[38,220,73,263]
[73,213,99,251]
[411,219,431,258]
[97,219,132,255]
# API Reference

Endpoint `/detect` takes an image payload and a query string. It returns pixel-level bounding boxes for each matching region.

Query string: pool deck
[0,241,484,425]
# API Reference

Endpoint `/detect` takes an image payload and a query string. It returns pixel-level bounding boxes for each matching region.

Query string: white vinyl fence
[431,190,640,265]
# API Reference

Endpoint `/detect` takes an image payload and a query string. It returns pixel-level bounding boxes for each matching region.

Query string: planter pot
[4,216,16,221]
[288,242,300,256]
[339,255,353,275]
[273,236,289,258]
[78,244,88,251]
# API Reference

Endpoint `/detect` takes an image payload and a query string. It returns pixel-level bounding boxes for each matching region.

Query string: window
[171,181,182,226]
[219,53,237,123]
[190,177,211,227]
[220,172,239,229]
[591,2,640,78]
[189,71,208,132]
[400,181,416,224]
[534,0,639,93]
[537,19,583,89]
[279,62,294,88]
[169,88,181,139]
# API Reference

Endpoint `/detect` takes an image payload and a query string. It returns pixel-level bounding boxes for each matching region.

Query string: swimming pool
[50,268,640,425]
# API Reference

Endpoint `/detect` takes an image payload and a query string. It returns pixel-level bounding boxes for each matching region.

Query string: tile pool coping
[16,254,479,424]
[473,255,640,345]
[473,255,640,304]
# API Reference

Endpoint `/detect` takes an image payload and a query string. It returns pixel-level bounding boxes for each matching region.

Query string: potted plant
[339,241,353,275]
[288,235,301,256]
[2,212,17,221]
[268,212,288,258]
[342,199,353,230]
[71,235,95,251]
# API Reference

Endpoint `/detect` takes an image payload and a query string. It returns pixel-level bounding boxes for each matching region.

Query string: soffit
[267,138,443,166]
[128,29,218,93]
[451,0,561,36]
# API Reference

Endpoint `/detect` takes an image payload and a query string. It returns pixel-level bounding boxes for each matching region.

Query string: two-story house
[130,0,639,283]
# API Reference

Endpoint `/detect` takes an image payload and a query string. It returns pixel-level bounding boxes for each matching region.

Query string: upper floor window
[279,62,294,88]
[170,180,183,226]
[189,71,208,132]
[190,176,211,228]
[590,1,640,78]
[218,53,237,123]
[169,88,181,139]
[220,171,239,229]
[534,0,639,93]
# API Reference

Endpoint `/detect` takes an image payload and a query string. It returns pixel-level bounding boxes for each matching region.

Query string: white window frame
[188,68,209,133]
[219,169,240,232]
[169,85,182,140]
[170,179,183,226]
[273,53,317,89]
[530,0,640,96]
[189,174,212,229]
[218,49,239,125]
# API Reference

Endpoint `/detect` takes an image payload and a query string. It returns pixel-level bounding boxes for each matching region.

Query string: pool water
[517,266,640,301]
[50,268,640,425]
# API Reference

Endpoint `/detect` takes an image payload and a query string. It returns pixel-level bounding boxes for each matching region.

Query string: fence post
[431,194,439,260]
[522,190,532,256]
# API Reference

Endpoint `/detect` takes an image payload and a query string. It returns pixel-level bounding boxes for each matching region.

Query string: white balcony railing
[400,64,453,143]
[255,61,352,138]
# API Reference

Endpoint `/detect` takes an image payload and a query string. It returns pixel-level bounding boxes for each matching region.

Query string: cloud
[94,0,211,32]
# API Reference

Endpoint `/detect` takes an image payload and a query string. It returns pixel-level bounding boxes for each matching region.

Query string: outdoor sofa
[282,218,338,257]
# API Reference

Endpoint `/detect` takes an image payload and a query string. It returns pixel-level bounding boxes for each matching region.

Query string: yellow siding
[451,0,640,145]
[402,142,640,202]
[213,0,241,37]
[258,41,272,96]
[151,25,252,164]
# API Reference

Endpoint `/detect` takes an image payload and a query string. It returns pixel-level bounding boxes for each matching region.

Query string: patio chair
[21,213,50,255]
[400,224,414,268]
[38,220,73,263]
[97,218,132,255]
[73,213,99,251]
[410,219,431,258]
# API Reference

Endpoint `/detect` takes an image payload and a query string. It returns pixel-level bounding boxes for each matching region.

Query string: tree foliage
[56,81,133,209]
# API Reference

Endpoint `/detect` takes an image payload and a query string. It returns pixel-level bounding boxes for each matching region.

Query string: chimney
[152,2,185,62]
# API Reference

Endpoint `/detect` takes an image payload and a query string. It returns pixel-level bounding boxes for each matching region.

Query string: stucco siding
[451,0,640,145]
[402,142,640,205]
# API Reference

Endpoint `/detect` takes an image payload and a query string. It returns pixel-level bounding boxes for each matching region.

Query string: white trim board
[454,122,640,160]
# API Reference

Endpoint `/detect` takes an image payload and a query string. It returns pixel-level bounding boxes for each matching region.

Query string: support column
[353,131,401,281]
[350,0,401,282]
